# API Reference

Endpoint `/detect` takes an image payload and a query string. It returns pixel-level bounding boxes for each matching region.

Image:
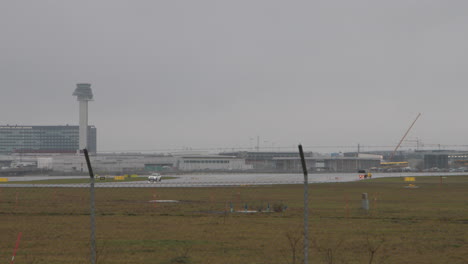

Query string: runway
[0,172,464,188]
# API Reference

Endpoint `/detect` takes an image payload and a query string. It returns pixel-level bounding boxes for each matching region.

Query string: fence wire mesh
[1,175,468,263]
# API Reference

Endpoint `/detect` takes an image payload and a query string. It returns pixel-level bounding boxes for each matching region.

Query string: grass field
[0,175,467,263]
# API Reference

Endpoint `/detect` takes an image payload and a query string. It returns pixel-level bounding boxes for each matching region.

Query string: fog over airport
[1,1,468,153]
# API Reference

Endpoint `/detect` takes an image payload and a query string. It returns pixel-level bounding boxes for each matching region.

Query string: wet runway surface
[1,172,464,188]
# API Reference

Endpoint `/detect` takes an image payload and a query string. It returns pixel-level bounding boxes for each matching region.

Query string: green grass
[0,175,467,263]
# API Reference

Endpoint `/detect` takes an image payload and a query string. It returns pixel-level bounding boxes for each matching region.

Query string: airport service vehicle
[148,173,162,182]
[358,170,372,179]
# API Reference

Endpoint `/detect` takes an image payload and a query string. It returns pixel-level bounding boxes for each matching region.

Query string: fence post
[84,149,96,264]
[298,144,309,264]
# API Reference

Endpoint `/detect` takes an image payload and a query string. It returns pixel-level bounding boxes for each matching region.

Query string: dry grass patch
[0,175,467,263]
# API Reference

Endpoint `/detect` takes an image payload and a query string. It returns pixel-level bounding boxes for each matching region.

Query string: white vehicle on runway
[148,173,162,183]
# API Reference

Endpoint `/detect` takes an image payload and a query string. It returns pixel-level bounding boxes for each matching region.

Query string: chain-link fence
[1,174,468,263]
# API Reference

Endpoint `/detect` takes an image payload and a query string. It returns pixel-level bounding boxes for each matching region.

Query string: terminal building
[220,151,380,172]
[31,153,251,174]
[0,125,97,154]
[273,156,381,172]
[176,155,253,171]
[220,151,313,170]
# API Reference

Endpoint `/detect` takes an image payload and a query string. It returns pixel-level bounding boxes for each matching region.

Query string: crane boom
[389,113,421,161]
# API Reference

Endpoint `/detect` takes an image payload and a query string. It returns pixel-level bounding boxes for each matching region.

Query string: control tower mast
[73,83,93,152]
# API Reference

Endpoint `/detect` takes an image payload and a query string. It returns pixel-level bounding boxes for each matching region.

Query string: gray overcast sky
[1,1,468,153]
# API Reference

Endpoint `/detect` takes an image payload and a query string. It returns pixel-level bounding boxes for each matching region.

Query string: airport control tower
[73,83,93,152]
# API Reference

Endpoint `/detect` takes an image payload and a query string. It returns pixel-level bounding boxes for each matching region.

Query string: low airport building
[176,155,253,171]
[41,153,176,174]
[220,151,313,170]
[7,153,253,174]
[273,156,381,172]
[1,151,378,174]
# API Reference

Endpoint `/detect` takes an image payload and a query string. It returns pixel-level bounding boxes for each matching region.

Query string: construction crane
[389,113,421,161]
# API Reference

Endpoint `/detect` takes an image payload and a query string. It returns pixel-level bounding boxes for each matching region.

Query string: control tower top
[73,83,93,101]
